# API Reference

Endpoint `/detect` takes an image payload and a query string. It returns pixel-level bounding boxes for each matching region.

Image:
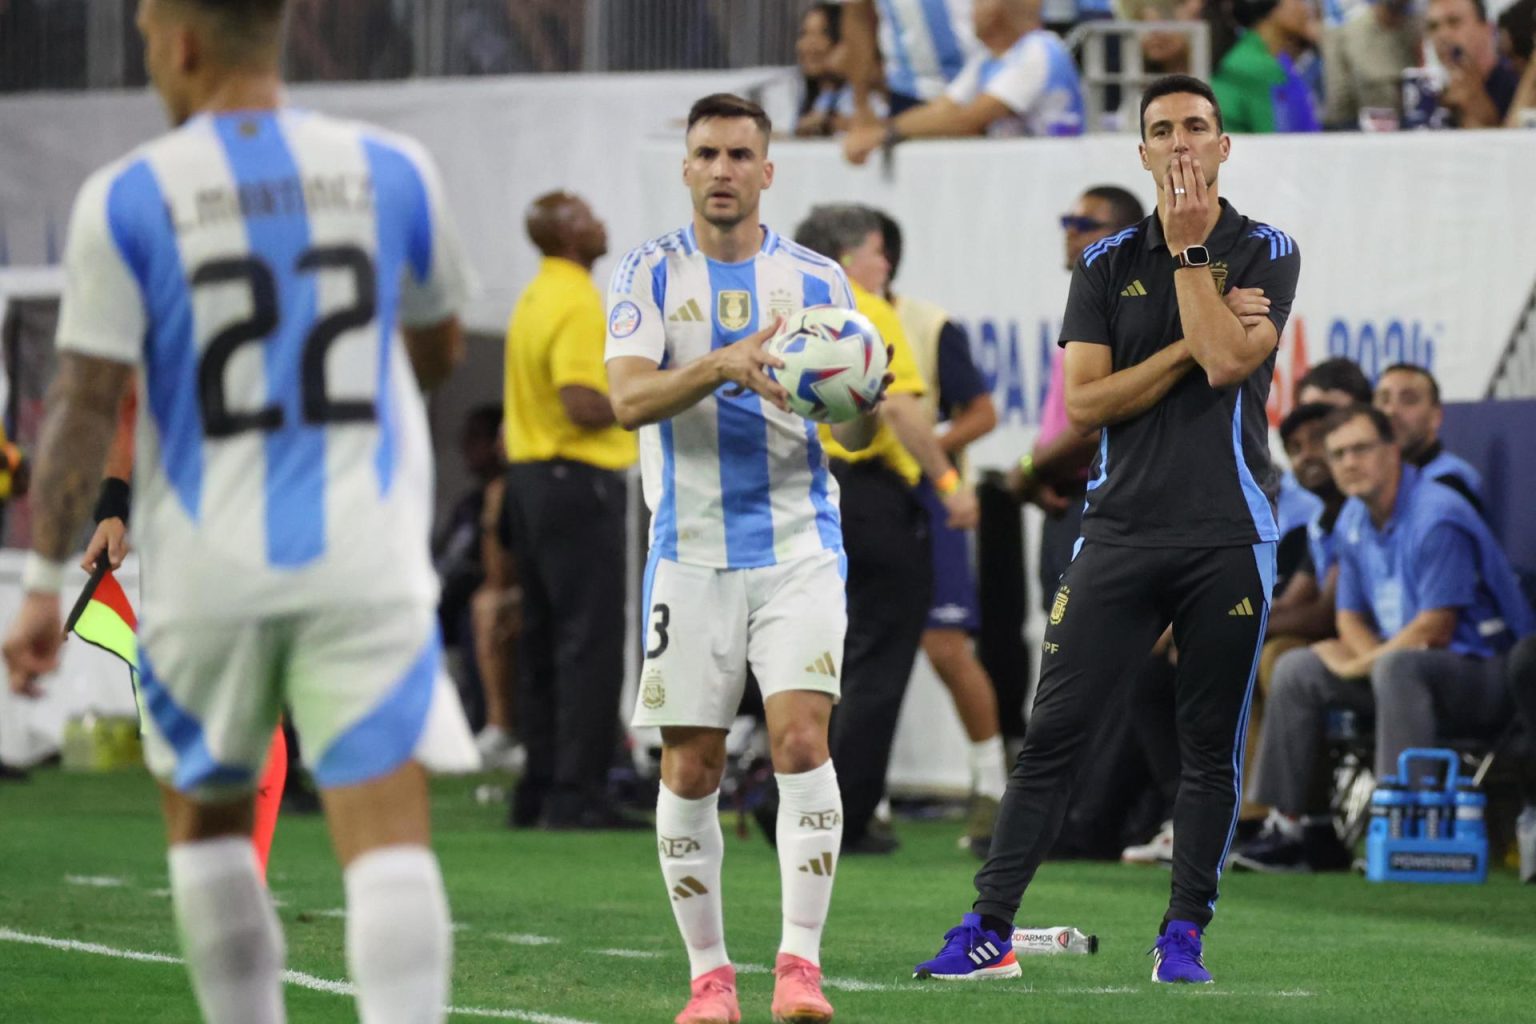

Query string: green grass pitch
[1,769,1530,1023]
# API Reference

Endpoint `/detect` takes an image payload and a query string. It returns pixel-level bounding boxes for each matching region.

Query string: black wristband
[93,476,131,525]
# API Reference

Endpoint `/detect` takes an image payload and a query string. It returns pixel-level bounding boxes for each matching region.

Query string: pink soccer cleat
[675,964,740,1024]
[770,953,834,1023]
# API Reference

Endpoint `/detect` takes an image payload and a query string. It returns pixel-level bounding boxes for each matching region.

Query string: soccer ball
[765,305,889,424]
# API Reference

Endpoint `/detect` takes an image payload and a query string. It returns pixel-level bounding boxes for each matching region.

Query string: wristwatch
[1174,245,1211,269]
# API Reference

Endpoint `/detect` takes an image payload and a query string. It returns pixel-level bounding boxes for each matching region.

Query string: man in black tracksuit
[915,74,1302,985]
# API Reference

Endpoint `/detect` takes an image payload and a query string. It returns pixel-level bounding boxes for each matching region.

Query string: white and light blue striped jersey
[946,29,1085,137]
[55,108,471,624]
[843,0,979,101]
[604,225,852,569]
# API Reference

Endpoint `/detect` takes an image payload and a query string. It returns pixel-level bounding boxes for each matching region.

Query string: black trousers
[829,461,933,843]
[503,460,627,822]
[975,540,1274,930]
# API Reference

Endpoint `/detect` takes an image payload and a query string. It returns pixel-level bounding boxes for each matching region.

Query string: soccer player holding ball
[915,75,1301,985]
[605,93,887,1024]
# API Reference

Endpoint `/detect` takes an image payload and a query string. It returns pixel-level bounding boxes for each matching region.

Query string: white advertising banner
[634,130,1536,471]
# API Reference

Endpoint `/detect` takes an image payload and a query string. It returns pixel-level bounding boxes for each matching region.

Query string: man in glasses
[1235,404,1533,873]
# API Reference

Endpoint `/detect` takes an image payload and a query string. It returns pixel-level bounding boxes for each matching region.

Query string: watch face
[1181,246,1210,267]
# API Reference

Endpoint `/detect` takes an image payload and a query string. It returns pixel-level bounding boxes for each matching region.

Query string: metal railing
[1065,20,1213,132]
[0,0,806,92]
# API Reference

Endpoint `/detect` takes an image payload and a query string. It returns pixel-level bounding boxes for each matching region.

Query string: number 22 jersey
[55,109,472,623]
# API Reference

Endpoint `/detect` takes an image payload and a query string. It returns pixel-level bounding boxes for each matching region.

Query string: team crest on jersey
[717,290,752,331]
[767,288,797,321]
[610,300,642,338]
[1210,261,1229,294]
[1050,585,1070,626]
[641,668,665,710]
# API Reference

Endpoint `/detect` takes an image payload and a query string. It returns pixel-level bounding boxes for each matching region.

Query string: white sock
[344,846,452,1024]
[775,761,843,965]
[969,735,1008,801]
[168,836,286,1024]
[656,785,729,978]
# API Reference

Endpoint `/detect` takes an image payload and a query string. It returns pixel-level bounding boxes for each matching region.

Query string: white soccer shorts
[632,549,848,730]
[137,602,475,799]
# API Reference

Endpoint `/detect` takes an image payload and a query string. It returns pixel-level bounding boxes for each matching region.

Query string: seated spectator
[1372,363,1483,512]
[1425,0,1521,127]
[842,0,1083,163]
[503,0,582,72]
[1321,0,1422,129]
[1212,0,1322,132]
[1275,358,1370,569]
[838,0,979,118]
[1295,355,1372,407]
[796,3,852,136]
[1235,405,1535,872]
[1115,0,1209,75]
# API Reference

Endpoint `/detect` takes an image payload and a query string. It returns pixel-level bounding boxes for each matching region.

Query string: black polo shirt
[1059,198,1301,549]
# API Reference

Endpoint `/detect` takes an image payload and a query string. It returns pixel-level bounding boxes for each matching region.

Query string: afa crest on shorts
[641,667,666,710]
[1050,585,1070,626]
[717,290,752,331]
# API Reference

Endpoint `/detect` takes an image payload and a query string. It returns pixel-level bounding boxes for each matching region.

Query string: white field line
[592,948,664,959]
[64,874,127,888]
[0,927,600,1024]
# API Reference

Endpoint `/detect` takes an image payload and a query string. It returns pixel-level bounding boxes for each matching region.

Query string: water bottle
[1378,777,1412,840]
[1010,926,1098,955]
[1417,775,1447,840]
[1517,806,1536,885]
[1453,782,1486,842]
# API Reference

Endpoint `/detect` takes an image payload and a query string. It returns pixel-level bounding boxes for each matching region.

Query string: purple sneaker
[1150,920,1213,984]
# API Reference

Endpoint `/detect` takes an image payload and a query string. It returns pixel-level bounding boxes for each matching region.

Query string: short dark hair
[1082,185,1146,231]
[1139,74,1224,139]
[1279,402,1336,446]
[875,210,903,284]
[794,204,881,264]
[1324,403,1396,444]
[167,0,287,59]
[687,93,773,146]
[1233,0,1280,27]
[1499,0,1535,63]
[1297,357,1372,404]
[1379,363,1442,405]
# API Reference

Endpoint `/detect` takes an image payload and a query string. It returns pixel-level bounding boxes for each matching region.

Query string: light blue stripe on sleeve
[362,136,427,496]
[108,160,203,520]
[212,113,324,568]
[876,0,918,97]
[919,0,966,80]
[1231,391,1278,542]
[709,258,774,566]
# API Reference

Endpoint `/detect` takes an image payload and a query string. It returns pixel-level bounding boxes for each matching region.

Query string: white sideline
[0,927,601,1024]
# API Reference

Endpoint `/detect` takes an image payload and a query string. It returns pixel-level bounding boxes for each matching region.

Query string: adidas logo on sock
[671,876,709,901]
[797,852,835,877]
[668,299,705,322]
[1228,597,1255,617]
[804,652,836,677]
[1120,280,1148,298]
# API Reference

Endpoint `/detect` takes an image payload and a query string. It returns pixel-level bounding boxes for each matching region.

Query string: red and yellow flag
[68,568,138,669]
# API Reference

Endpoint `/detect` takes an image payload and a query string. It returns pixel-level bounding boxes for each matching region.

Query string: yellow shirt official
[504,257,636,470]
[818,282,926,487]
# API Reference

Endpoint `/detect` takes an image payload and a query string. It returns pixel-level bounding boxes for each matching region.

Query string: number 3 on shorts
[646,603,671,659]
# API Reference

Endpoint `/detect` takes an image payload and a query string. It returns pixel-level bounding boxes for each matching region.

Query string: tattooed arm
[3,353,135,694]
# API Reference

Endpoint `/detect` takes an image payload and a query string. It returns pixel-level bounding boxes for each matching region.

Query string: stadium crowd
[5,0,1536,130]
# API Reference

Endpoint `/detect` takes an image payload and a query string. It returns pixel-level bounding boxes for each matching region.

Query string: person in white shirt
[839,0,980,118]
[844,0,1084,164]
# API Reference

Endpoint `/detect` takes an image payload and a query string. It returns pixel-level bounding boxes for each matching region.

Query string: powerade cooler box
[1366,748,1488,884]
